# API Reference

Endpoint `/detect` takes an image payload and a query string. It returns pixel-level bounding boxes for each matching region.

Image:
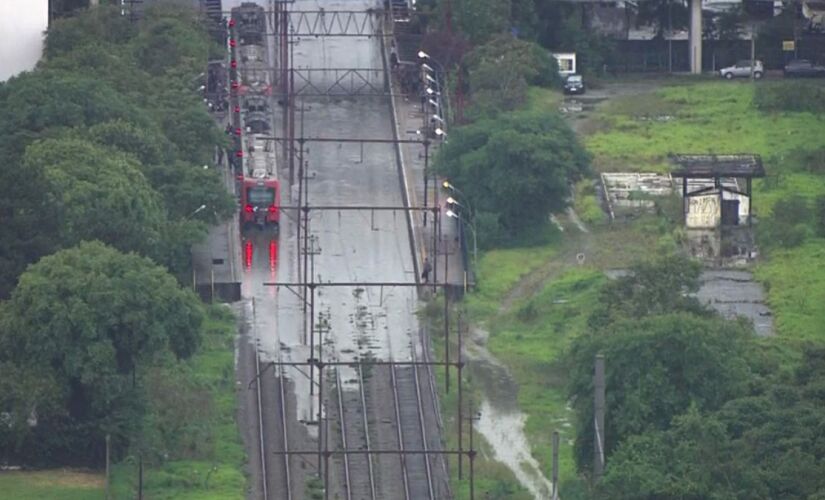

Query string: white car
[720,60,764,79]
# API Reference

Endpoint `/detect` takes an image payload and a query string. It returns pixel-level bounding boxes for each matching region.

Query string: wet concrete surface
[605,268,774,336]
[697,269,773,336]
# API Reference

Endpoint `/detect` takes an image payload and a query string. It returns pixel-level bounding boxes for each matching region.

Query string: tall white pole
[689,0,703,74]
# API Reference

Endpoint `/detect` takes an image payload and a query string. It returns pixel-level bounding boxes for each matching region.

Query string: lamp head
[446,209,459,219]
[418,50,429,59]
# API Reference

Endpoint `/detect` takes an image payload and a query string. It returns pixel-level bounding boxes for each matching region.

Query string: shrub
[753,81,825,113]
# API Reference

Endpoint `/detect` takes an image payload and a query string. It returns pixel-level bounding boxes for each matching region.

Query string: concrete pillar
[689,0,702,74]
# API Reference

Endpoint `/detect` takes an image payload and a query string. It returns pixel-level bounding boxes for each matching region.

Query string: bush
[435,110,590,239]
[759,195,813,250]
[753,81,825,113]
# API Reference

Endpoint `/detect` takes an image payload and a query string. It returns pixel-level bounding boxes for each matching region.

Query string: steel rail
[278,356,293,499]
[421,326,451,489]
[358,363,378,500]
[335,369,353,500]
[252,300,270,500]
[410,347,436,499]
[389,363,412,499]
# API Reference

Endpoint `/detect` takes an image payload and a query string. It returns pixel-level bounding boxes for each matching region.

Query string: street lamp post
[187,204,207,219]
[446,209,477,270]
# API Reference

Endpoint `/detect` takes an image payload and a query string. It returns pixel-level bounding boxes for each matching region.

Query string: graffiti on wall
[686,194,720,228]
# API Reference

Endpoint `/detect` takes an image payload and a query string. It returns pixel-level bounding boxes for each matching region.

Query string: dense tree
[0,241,203,464]
[45,4,136,58]
[452,0,511,44]
[599,346,825,498]
[0,70,148,298]
[82,120,234,225]
[435,110,589,241]
[0,5,231,297]
[24,138,165,256]
[465,34,560,117]
[599,407,767,499]
[587,255,708,329]
[568,313,753,473]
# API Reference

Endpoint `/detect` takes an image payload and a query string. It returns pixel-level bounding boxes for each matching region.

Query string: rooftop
[669,154,766,178]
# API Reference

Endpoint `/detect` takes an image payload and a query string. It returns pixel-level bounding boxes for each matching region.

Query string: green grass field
[0,470,103,500]
[453,78,825,496]
[586,81,825,177]
[585,80,825,342]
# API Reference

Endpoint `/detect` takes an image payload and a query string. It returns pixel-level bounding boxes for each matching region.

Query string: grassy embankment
[586,80,825,342]
[109,305,245,499]
[457,79,825,495]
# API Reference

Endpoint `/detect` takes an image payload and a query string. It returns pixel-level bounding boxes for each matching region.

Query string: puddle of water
[466,327,555,499]
[477,399,555,499]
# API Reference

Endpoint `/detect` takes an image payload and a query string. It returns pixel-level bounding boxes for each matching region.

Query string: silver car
[720,60,764,79]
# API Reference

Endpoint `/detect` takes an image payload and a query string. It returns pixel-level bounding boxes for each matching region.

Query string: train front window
[247,186,275,205]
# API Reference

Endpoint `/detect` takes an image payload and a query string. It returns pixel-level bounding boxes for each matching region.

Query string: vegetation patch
[0,470,103,500]
[755,240,825,342]
[110,306,244,499]
[585,82,825,175]
[487,268,606,487]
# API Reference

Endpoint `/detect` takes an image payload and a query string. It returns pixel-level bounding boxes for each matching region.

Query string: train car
[239,136,280,234]
[231,2,278,235]
[232,2,266,46]
[237,44,272,95]
[243,96,271,133]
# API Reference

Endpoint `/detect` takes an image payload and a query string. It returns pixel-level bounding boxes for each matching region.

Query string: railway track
[390,353,436,500]
[251,299,292,500]
[335,364,377,500]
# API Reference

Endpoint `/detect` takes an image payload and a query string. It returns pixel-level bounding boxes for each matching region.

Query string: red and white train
[230,3,280,235]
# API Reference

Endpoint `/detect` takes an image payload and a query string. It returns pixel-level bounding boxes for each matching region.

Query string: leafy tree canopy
[453,0,512,44]
[600,346,825,499]
[587,254,708,329]
[24,138,164,256]
[435,110,589,240]
[44,5,136,59]
[0,5,231,297]
[0,241,203,465]
[568,312,754,474]
[465,34,560,117]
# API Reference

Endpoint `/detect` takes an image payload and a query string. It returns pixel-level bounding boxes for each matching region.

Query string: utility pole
[105,434,111,500]
[593,354,606,482]
[668,0,673,73]
[552,431,559,500]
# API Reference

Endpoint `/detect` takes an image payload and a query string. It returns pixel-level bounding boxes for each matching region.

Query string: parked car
[563,74,585,95]
[719,60,763,79]
[784,59,825,78]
